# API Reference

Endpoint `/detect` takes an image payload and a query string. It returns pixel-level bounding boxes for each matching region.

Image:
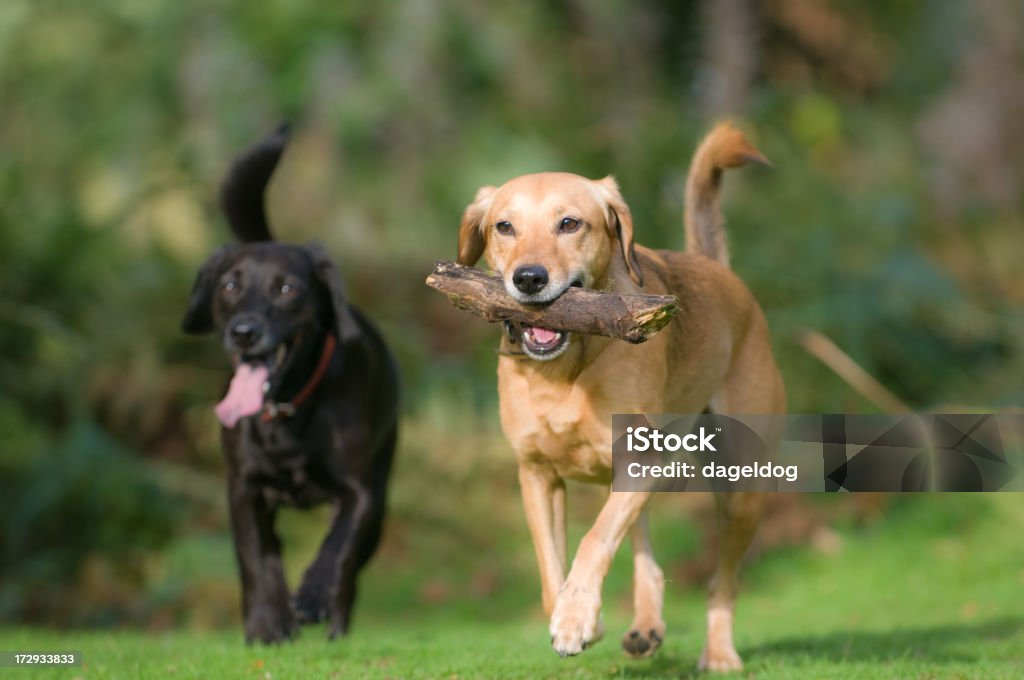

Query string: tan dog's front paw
[549,587,604,657]
[698,644,743,673]
[621,619,665,658]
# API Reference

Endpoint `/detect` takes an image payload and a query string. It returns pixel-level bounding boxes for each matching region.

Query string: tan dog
[456,123,786,671]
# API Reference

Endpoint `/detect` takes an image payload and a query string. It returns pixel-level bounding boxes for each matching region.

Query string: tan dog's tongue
[529,327,559,344]
[215,363,269,428]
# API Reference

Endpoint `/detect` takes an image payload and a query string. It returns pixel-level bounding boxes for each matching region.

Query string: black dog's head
[182,125,359,427]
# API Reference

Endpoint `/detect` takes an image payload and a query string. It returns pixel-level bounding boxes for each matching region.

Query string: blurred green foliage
[0,0,1020,627]
[1,422,178,625]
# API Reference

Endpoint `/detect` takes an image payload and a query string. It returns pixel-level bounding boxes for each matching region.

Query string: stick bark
[425,261,678,344]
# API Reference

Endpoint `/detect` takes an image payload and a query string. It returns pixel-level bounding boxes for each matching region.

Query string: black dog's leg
[292,476,373,637]
[228,477,297,644]
[332,559,360,637]
[293,499,350,624]
[293,478,372,636]
[332,502,385,636]
[328,478,374,639]
[332,426,396,635]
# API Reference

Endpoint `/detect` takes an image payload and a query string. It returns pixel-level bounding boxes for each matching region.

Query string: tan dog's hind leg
[699,491,763,672]
[621,510,666,658]
[700,326,785,672]
[550,490,651,656]
[519,464,568,615]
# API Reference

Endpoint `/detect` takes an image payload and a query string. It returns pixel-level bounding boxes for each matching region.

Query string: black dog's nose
[230,320,263,348]
[512,265,549,295]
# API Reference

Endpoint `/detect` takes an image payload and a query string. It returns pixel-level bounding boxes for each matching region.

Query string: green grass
[4,494,1024,679]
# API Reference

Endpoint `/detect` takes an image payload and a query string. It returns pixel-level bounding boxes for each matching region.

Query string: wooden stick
[425,261,678,344]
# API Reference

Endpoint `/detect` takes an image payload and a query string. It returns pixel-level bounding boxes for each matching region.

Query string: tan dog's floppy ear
[304,242,362,345]
[596,176,643,286]
[457,185,496,267]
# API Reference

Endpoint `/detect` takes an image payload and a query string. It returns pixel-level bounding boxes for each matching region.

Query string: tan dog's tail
[684,122,769,268]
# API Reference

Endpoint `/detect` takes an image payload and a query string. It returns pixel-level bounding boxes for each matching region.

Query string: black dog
[182,125,399,643]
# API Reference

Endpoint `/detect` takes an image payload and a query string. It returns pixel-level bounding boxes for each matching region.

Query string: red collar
[260,334,337,422]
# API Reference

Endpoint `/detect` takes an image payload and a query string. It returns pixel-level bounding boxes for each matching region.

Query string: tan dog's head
[457,172,642,360]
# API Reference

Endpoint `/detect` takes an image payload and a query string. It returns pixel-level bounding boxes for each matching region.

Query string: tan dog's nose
[513,265,549,295]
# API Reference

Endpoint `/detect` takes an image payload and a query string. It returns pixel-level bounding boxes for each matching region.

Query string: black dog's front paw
[292,579,330,624]
[245,602,299,644]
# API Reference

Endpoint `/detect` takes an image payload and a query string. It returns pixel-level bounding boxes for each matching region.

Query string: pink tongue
[529,327,559,345]
[215,363,270,428]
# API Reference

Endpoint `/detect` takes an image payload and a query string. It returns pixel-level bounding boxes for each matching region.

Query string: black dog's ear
[182,246,232,335]
[304,242,362,345]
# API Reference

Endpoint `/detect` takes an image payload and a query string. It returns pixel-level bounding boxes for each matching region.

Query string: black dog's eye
[279,283,297,297]
[222,280,239,297]
[495,220,514,236]
[558,217,581,234]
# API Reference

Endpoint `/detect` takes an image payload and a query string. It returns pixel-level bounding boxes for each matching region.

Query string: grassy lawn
[4,494,1023,679]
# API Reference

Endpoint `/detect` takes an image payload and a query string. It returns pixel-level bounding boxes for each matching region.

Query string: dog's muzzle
[217,324,301,428]
[502,278,583,361]
[521,325,570,360]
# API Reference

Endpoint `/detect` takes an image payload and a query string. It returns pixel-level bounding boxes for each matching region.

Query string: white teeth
[262,381,270,394]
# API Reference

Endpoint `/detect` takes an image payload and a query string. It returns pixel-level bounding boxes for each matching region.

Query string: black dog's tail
[220,123,291,242]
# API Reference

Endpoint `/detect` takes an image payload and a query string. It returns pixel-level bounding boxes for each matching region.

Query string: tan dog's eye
[558,217,581,234]
[495,220,514,236]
